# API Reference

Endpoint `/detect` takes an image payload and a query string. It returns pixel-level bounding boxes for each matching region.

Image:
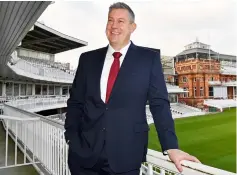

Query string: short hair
[109,2,135,23]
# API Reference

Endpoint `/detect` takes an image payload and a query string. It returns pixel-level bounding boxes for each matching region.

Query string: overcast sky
[38,0,237,70]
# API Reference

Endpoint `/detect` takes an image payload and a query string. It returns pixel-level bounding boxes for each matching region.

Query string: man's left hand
[167,149,201,172]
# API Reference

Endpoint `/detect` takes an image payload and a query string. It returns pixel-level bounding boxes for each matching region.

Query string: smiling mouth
[111,31,119,35]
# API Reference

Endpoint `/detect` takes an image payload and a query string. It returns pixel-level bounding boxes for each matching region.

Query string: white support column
[32,84,35,96]
[12,82,14,96]
[47,84,49,96]
[41,84,43,95]
[26,83,28,96]
[19,84,21,96]
[60,86,63,96]
[2,82,6,97]
[19,84,21,97]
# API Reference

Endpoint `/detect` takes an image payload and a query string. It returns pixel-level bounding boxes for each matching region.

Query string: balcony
[208,81,237,86]
[166,83,186,93]
[208,81,221,85]
[0,97,235,175]
[222,81,237,86]
[8,59,74,84]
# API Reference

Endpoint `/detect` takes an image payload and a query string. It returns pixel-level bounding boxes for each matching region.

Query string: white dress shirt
[100,41,131,102]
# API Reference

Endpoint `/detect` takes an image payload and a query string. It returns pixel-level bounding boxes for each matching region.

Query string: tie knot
[112,52,122,59]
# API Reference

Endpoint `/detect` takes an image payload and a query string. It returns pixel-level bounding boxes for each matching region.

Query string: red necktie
[105,52,122,103]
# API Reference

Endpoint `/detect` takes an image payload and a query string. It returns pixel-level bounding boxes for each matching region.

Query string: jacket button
[106,107,108,110]
[102,128,106,131]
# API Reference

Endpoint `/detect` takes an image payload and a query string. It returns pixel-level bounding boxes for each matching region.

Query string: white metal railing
[143,149,236,175]
[1,98,236,175]
[1,110,235,175]
[170,103,203,114]
[208,81,222,85]
[146,105,204,122]
[166,83,185,93]
[18,56,75,75]
[209,80,237,86]
[1,95,68,101]
[147,104,204,118]
[203,99,237,112]
[2,105,70,175]
[48,113,66,122]
[222,81,237,86]
[220,61,237,68]
[6,96,68,112]
[177,103,202,112]
[8,59,74,83]
[220,66,237,75]
[0,115,40,170]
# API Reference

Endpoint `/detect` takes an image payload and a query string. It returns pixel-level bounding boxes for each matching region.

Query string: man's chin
[109,40,119,45]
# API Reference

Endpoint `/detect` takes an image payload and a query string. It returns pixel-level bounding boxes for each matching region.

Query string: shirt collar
[107,41,131,58]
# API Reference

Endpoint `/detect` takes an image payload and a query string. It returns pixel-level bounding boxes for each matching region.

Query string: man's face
[106,8,136,48]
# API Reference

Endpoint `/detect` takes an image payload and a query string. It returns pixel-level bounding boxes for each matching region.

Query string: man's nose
[111,21,119,28]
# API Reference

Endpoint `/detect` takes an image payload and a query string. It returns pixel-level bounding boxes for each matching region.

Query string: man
[65,2,200,175]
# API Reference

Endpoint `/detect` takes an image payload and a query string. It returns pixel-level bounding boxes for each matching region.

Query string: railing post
[139,167,143,175]
[160,168,166,175]
[24,122,27,164]
[147,164,153,175]
[5,120,9,167]
[62,133,66,175]
[33,121,35,163]
[15,121,18,165]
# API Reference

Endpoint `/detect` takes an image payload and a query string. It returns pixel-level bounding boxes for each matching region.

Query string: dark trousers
[68,143,140,175]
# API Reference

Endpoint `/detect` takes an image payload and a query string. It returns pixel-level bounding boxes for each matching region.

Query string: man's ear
[130,22,137,33]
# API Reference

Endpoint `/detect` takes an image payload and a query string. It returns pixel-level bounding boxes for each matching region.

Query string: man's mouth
[111,31,119,35]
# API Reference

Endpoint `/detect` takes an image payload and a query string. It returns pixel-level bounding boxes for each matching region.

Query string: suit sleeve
[64,53,86,142]
[148,52,179,151]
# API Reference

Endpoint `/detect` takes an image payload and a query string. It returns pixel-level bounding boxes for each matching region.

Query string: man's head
[106,2,137,50]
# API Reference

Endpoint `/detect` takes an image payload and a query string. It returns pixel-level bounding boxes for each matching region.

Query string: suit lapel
[107,42,138,103]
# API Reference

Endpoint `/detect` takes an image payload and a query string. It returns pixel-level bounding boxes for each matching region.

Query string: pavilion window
[209,87,214,97]
[200,87,204,96]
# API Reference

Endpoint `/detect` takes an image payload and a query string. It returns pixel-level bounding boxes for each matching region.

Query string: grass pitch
[148,108,236,173]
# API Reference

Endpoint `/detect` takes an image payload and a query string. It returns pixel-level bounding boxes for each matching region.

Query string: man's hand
[167,149,201,172]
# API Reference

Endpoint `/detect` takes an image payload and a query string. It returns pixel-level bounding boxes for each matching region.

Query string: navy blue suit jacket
[65,42,178,173]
